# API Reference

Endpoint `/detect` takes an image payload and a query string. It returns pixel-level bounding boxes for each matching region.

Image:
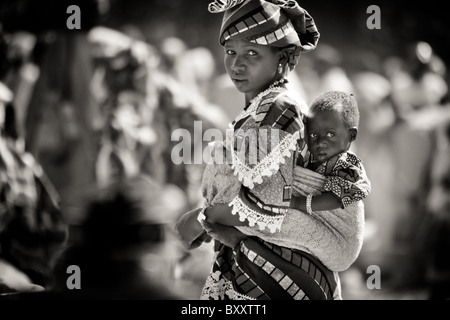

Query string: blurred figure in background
[296,42,354,104]
[50,174,183,299]
[379,41,448,290]
[0,31,68,294]
[394,42,450,300]
[420,115,450,300]
[88,26,161,188]
[88,27,225,208]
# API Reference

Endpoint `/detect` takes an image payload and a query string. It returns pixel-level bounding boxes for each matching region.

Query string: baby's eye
[309,133,318,139]
[326,132,335,138]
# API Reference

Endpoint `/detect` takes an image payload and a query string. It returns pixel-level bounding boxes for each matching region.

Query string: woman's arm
[200,219,247,249]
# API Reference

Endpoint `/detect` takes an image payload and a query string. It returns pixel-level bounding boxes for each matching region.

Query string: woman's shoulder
[257,88,306,112]
[255,88,307,130]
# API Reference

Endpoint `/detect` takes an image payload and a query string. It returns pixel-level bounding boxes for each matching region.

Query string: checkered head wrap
[209,0,319,68]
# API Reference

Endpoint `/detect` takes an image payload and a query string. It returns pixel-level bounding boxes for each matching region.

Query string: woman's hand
[200,220,247,250]
[203,204,248,226]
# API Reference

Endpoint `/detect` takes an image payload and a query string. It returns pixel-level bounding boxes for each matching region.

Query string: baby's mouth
[315,151,328,160]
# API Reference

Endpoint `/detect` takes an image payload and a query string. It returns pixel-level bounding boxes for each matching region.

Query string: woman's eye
[248,50,257,56]
[226,49,235,55]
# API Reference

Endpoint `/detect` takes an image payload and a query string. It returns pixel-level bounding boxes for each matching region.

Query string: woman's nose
[231,56,244,72]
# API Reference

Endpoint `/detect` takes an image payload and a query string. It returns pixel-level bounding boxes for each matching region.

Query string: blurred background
[0,0,449,300]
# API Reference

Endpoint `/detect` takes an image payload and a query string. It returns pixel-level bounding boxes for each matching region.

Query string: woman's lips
[232,78,248,88]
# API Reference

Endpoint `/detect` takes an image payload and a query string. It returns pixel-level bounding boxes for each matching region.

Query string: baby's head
[306,91,359,163]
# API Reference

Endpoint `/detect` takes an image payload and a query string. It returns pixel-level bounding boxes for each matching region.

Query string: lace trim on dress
[229,195,285,233]
[231,130,299,189]
[200,270,257,300]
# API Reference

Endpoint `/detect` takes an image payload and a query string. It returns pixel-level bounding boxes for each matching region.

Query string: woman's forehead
[224,39,268,49]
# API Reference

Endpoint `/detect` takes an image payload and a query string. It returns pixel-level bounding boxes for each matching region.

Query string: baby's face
[306,109,353,163]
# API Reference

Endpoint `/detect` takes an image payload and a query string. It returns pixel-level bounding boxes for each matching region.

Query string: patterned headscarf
[208,0,320,69]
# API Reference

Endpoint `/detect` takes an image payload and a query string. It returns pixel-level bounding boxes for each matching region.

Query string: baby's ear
[349,127,358,142]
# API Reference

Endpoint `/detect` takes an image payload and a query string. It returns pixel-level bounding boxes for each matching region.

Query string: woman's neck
[245,78,288,105]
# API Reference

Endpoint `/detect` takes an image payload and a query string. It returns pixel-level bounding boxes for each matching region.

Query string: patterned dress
[200,86,342,300]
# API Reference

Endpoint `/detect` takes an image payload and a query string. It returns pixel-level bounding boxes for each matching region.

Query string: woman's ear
[278,48,291,65]
[349,127,358,142]
[278,45,299,72]
[278,49,292,76]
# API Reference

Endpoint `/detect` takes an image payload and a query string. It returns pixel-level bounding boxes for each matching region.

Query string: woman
[185,0,347,300]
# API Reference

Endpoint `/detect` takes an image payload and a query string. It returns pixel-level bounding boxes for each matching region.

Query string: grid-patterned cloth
[209,0,319,52]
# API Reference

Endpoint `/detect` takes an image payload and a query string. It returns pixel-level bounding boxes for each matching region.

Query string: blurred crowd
[0,12,449,300]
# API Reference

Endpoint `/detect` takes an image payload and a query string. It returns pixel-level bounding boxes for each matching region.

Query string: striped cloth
[201,237,338,300]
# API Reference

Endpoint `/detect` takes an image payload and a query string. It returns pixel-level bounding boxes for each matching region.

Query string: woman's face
[224,39,280,102]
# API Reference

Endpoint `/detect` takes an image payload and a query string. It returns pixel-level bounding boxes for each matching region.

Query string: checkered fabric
[208,0,319,52]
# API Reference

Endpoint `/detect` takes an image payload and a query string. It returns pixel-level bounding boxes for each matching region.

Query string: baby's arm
[291,152,371,213]
[290,192,342,213]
